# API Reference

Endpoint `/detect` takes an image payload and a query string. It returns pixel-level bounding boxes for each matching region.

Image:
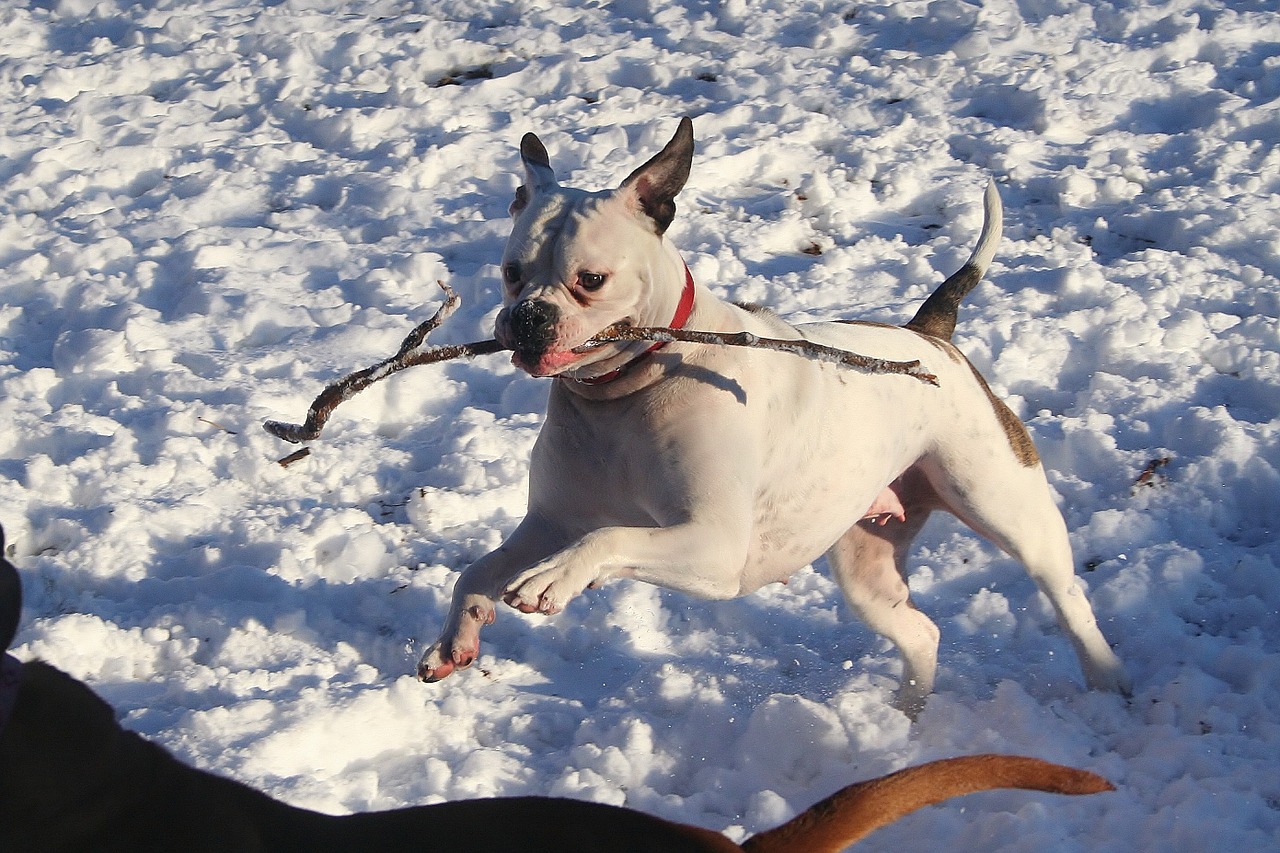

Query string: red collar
[575,262,696,386]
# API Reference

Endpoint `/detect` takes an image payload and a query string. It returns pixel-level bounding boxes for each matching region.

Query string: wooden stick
[263,282,501,444]
[587,325,937,385]
[263,286,936,444]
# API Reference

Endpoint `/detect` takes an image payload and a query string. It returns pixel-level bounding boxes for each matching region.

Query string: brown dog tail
[741,754,1114,853]
[903,180,1003,341]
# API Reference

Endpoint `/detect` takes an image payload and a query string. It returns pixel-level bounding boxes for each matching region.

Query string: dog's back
[0,660,732,852]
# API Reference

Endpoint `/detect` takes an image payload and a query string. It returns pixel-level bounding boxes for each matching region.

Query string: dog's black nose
[508,299,559,354]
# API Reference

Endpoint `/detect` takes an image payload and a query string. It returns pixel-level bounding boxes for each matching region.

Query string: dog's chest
[529,385,677,525]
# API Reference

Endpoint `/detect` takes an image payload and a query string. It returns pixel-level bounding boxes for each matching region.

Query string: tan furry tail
[904,179,1003,341]
[742,755,1113,853]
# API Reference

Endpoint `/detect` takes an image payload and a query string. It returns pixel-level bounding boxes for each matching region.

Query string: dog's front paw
[502,562,590,616]
[417,646,463,682]
[502,581,566,615]
[417,603,494,682]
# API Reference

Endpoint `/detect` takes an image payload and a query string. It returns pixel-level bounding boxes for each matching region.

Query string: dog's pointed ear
[512,132,557,214]
[617,117,694,235]
[521,132,552,172]
[1,524,20,652]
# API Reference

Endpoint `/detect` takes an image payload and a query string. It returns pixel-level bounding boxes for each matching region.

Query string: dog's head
[495,118,694,378]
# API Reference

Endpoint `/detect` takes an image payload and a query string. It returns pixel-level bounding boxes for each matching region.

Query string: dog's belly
[738,429,908,592]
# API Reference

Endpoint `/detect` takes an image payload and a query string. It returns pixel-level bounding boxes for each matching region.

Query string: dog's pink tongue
[514,349,581,376]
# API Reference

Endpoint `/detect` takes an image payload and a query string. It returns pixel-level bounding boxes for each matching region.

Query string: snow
[1,0,1278,849]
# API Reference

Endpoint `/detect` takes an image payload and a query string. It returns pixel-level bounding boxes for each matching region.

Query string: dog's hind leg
[923,457,1132,696]
[828,481,940,717]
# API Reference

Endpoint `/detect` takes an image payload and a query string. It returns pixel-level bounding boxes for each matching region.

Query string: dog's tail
[903,180,1003,341]
[741,754,1113,853]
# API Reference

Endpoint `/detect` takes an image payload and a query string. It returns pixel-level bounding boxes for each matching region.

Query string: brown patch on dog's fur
[900,334,1037,467]
[963,359,1040,467]
[835,321,1037,466]
[908,328,964,362]
[910,334,1038,466]
[835,319,964,362]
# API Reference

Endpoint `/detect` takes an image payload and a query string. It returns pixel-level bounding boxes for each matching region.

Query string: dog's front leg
[418,520,568,681]
[502,521,749,615]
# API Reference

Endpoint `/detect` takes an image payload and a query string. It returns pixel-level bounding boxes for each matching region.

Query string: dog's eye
[578,271,607,291]
[502,262,522,284]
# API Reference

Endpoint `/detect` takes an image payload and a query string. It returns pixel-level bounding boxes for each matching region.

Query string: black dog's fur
[0,524,1112,852]
[0,524,734,852]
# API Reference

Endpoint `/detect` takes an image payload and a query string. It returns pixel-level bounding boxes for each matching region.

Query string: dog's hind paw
[891,681,932,721]
[1073,636,1132,697]
[1085,659,1133,697]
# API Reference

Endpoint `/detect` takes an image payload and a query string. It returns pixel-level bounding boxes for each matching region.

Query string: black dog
[0,524,1112,852]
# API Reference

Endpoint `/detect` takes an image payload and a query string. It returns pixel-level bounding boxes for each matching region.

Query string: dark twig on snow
[276,447,311,467]
[1132,456,1171,491]
[263,283,936,445]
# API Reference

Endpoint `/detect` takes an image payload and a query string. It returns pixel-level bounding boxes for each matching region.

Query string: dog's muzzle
[506,298,560,358]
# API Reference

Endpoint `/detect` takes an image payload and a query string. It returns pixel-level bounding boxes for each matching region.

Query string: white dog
[418,118,1129,713]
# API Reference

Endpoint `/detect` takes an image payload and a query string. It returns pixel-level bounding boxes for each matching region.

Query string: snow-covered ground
[2,0,1278,849]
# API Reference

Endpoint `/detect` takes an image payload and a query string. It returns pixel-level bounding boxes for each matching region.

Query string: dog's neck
[558,239,721,400]
[571,261,696,388]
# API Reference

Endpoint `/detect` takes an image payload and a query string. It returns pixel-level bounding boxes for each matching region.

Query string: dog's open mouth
[511,321,634,377]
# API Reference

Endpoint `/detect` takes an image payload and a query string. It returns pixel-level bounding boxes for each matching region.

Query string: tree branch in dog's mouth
[263,282,502,444]
[263,283,938,445]
[582,325,938,385]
